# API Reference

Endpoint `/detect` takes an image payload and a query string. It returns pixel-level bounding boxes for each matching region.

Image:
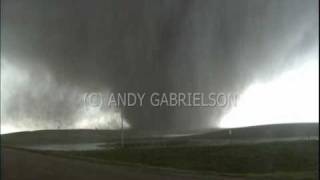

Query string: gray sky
[1,0,318,133]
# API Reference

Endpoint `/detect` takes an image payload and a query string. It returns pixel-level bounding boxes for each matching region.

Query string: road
[1,148,243,180]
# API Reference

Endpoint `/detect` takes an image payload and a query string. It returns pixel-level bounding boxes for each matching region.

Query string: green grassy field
[2,123,318,179]
[2,123,318,146]
[67,140,318,174]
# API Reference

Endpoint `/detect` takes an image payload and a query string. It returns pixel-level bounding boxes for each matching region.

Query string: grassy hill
[1,123,318,146]
[193,123,319,140]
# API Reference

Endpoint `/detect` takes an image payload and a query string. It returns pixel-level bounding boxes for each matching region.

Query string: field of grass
[2,124,318,179]
[66,140,318,174]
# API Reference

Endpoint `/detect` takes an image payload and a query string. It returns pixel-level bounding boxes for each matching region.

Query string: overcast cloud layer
[1,0,318,133]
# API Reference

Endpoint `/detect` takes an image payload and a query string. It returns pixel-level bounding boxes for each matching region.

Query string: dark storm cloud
[1,0,318,131]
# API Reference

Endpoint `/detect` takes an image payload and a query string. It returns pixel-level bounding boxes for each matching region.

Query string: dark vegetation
[2,123,318,146]
[67,140,318,174]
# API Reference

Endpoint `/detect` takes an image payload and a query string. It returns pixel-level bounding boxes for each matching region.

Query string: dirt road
[1,148,243,180]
